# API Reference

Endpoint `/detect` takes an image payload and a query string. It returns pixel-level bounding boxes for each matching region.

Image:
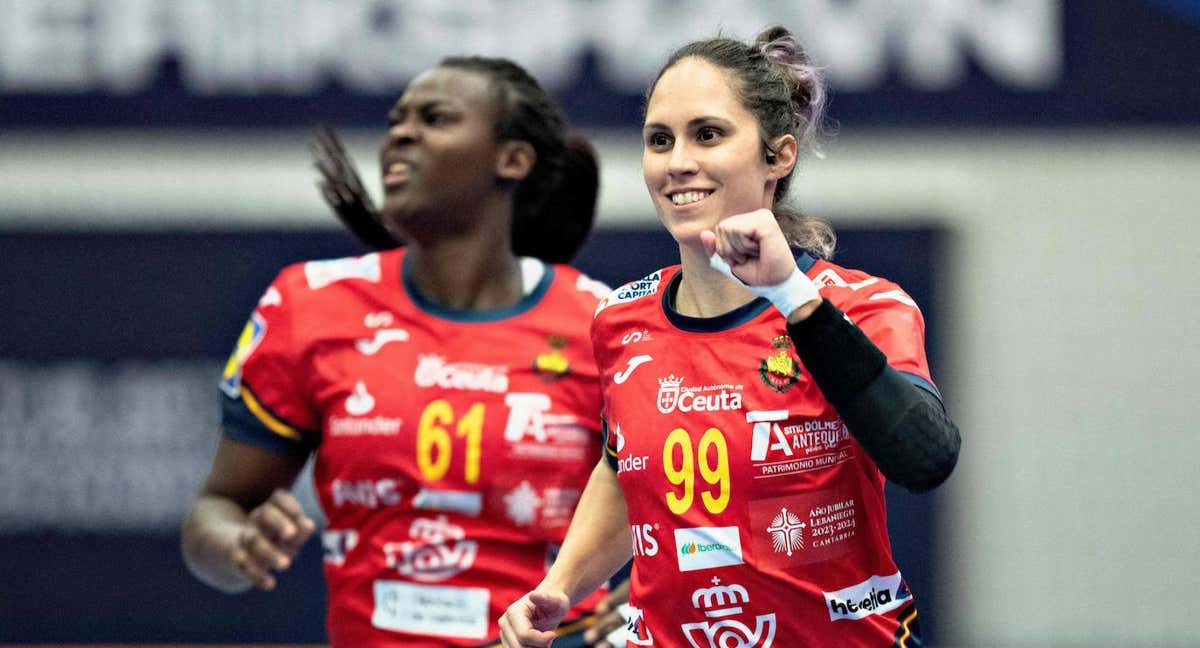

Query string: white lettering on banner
[372,580,489,639]
[0,1,1061,94]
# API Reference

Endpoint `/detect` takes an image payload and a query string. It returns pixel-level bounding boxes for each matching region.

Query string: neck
[404,200,523,311]
[673,243,757,318]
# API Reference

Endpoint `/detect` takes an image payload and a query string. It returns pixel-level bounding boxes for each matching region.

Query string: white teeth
[671,191,710,205]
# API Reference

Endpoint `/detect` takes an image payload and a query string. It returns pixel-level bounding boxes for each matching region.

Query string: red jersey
[219,249,610,647]
[593,253,936,648]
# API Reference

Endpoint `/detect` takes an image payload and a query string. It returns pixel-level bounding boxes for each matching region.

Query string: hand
[499,589,571,647]
[701,209,821,320]
[700,208,796,287]
[581,579,630,647]
[230,489,316,590]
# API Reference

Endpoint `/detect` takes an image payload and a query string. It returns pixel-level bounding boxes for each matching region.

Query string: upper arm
[200,433,311,511]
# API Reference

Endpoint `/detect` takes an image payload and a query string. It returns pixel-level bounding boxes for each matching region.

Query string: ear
[765,133,798,180]
[495,140,537,182]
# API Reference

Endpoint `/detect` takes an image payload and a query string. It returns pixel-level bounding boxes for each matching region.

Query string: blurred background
[2,1,1198,646]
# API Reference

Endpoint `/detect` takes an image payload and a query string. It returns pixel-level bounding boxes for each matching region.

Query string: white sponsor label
[675,526,744,572]
[824,571,909,621]
[304,253,381,289]
[596,271,662,315]
[372,580,489,639]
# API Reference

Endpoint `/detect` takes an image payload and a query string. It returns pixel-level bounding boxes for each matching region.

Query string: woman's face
[378,66,504,238]
[642,57,779,248]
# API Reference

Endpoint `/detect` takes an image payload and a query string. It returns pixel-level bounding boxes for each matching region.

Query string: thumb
[699,229,718,258]
[528,590,569,627]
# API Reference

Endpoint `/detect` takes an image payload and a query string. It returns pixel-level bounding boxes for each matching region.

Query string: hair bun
[755,25,826,155]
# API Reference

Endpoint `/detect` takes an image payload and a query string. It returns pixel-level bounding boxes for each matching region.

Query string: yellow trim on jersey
[897,608,918,647]
[241,387,303,441]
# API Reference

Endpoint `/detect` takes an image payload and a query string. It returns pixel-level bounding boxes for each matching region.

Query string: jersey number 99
[663,427,730,515]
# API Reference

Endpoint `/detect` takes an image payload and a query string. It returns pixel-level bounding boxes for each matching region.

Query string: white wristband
[709,253,821,317]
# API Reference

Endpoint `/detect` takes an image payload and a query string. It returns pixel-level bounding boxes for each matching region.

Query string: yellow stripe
[241,388,303,441]
[897,608,918,647]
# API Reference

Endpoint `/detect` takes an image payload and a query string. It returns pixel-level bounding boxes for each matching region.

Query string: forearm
[181,494,253,593]
[787,299,960,492]
[542,461,633,606]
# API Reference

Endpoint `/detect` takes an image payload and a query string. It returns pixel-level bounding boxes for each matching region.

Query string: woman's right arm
[499,460,632,647]
[181,435,315,593]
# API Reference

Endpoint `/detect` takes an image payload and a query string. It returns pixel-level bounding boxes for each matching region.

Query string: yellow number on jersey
[416,400,484,484]
[663,427,729,515]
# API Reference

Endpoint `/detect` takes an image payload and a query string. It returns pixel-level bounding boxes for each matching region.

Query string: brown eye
[697,126,721,142]
[646,132,671,148]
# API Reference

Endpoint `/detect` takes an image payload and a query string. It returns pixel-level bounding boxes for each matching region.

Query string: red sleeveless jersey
[219,248,609,647]
[593,254,936,648]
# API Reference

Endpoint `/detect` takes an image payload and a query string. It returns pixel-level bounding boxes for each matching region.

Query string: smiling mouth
[669,190,712,206]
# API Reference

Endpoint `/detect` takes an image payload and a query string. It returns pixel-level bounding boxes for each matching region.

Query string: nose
[385,116,420,146]
[666,141,699,177]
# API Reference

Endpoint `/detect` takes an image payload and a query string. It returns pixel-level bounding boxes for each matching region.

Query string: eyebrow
[643,115,735,132]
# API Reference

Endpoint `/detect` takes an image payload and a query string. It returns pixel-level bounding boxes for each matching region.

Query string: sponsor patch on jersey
[823,571,910,622]
[682,578,776,648]
[372,580,489,639]
[747,411,854,478]
[758,334,801,392]
[414,355,509,393]
[383,516,477,582]
[748,491,858,569]
[503,393,593,463]
[656,375,743,415]
[412,488,483,517]
[304,253,381,290]
[331,478,400,508]
[220,312,266,398]
[500,480,580,529]
[532,334,571,381]
[674,526,744,572]
[596,271,662,315]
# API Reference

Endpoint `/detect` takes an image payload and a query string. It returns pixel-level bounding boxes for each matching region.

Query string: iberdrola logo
[681,542,697,555]
[759,334,800,392]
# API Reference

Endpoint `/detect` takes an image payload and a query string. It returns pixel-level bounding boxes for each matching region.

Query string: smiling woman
[181,57,623,648]
[501,25,960,648]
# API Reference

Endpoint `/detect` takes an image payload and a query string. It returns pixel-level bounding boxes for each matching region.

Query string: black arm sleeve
[786,299,961,492]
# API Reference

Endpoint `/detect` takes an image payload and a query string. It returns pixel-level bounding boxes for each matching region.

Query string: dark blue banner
[1,0,1198,129]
